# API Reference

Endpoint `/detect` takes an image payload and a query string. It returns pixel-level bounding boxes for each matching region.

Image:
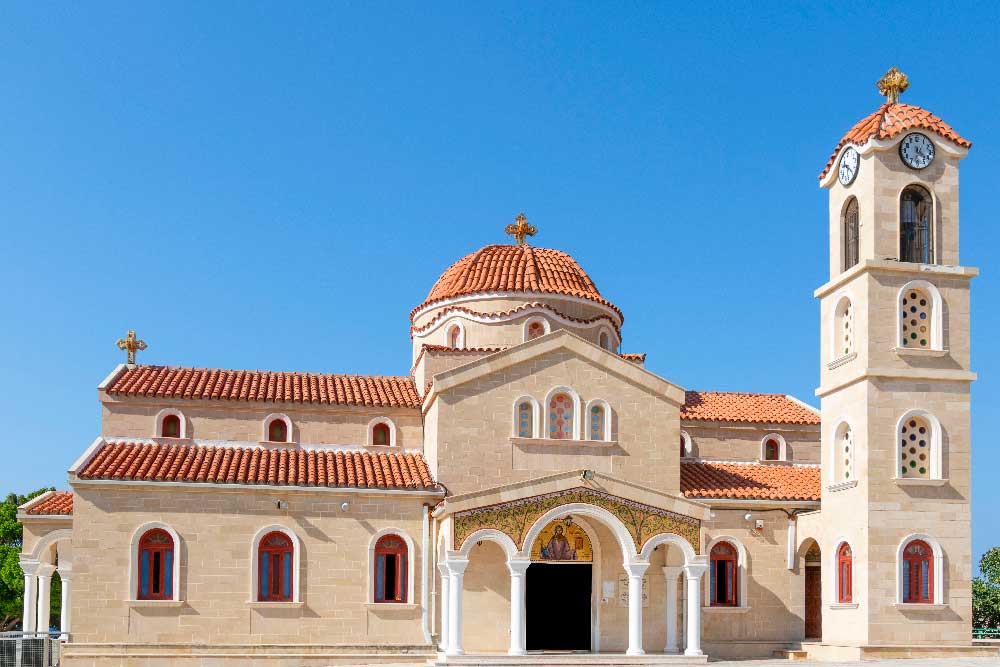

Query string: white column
[507,559,530,655]
[445,558,469,656]
[624,561,649,656]
[57,567,71,641]
[786,516,797,570]
[436,563,450,651]
[20,562,38,633]
[662,566,683,653]
[683,562,708,657]
[35,564,55,635]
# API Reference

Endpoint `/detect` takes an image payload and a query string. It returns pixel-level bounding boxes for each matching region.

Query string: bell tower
[814,68,976,647]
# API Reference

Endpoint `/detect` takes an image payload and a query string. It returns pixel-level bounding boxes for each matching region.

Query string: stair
[771,648,809,661]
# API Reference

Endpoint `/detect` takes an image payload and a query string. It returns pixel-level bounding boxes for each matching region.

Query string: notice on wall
[617,573,649,607]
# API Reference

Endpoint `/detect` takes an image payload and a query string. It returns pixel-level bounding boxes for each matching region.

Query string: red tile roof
[106,366,421,407]
[413,245,622,320]
[77,441,439,491]
[681,391,819,425]
[820,103,971,179]
[619,353,646,363]
[681,461,820,502]
[23,491,73,515]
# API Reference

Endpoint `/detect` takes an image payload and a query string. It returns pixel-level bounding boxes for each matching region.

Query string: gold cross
[505,213,537,246]
[876,66,909,104]
[116,329,148,366]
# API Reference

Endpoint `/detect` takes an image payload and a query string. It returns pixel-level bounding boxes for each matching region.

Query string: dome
[411,244,621,320]
[819,102,970,180]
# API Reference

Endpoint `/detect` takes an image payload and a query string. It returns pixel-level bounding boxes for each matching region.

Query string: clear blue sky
[2,3,997,565]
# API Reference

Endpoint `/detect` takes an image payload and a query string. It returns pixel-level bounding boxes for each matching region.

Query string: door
[805,565,822,639]
[525,563,592,651]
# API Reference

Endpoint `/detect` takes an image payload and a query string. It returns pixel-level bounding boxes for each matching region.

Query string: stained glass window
[589,404,605,440]
[258,531,293,602]
[899,416,930,478]
[549,393,573,439]
[517,401,533,438]
[527,320,545,340]
[138,529,174,600]
[448,325,461,348]
[902,540,933,603]
[901,289,931,348]
[837,423,853,481]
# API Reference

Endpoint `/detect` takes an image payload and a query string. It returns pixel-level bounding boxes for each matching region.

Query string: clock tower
[812,68,976,647]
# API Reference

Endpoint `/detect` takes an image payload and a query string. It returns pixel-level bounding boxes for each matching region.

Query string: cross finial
[504,212,537,246]
[116,329,147,367]
[877,67,909,104]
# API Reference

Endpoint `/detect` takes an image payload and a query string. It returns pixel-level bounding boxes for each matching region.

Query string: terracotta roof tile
[77,441,439,491]
[681,461,820,502]
[681,391,819,425]
[106,366,421,408]
[619,353,646,362]
[412,245,622,320]
[820,102,970,180]
[23,491,74,515]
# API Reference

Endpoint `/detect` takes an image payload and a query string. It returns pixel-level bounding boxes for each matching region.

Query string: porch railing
[974,627,1000,639]
[0,633,61,667]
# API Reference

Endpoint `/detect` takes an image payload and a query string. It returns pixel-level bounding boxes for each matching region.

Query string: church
[17,68,991,665]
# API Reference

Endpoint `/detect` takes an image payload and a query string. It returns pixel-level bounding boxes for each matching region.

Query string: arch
[679,429,693,458]
[829,418,855,485]
[129,522,181,602]
[639,532,697,565]
[842,196,860,271]
[22,528,73,564]
[834,539,854,603]
[523,316,550,342]
[899,184,934,264]
[544,386,582,440]
[897,280,944,351]
[896,533,944,604]
[761,433,787,462]
[829,292,854,361]
[368,416,397,447]
[512,395,541,438]
[263,413,292,443]
[704,535,748,608]
[457,528,519,559]
[250,524,301,603]
[368,528,416,603]
[445,320,466,349]
[522,502,637,563]
[155,408,187,439]
[895,409,943,479]
[585,398,612,441]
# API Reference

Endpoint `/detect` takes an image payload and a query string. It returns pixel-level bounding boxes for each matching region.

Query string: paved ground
[706,660,1000,666]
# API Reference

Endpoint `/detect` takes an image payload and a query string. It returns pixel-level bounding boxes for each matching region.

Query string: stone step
[771,649,809,661]
[433,653,707,667]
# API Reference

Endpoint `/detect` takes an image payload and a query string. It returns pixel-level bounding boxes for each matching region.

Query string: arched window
[899,414,932,478]
[599,331,610,350]
[902,539,934,603]
[900,186,933,264]
[762,434,786,462]
[835,422,854,483]
[373,422,391,446]
[680,430,692,458]
[525,318,548,341]
[446,322,463,349]
[517,400,534,438]
[257,531,294,602]
[900,287,931,349]
[837,542,853,603]
[843,197,860,270]
[548,393,574,439]
[161,414,181,438]
[374,534,408,603]
[589,403,606,441]
[137,529,174,600]
[267,418,288,443]
[710,541,738,606]
[834,296,854,359]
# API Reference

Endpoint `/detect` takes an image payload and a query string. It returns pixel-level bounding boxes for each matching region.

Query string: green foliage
[0,488,56,630]
[974,547,1000,629]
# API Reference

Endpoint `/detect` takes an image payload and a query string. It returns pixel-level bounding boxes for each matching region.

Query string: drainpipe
[421,503,432,644]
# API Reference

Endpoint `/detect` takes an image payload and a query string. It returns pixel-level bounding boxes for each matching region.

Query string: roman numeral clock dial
[838,146,859,185]
[900,132,935,170]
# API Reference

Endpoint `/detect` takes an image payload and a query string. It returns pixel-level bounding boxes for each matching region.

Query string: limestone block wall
[429,349,681,497]
[100,399,424,450]
[682,422,820,464]
[459,540,510,652]
[68,484,433,648]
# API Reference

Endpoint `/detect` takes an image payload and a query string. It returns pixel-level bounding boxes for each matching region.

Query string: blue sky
[1,3,997,565]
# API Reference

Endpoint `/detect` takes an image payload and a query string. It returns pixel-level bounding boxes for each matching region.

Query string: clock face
[900,133,935,170]
[838,147,860,185]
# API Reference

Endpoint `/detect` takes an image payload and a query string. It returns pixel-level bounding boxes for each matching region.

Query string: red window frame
[764,439,780,461]
[837,542,853,603]
[374,534,408,603]
[710,541,738,607]
[161,414,181,438]
[268,419,288,443]
[257,531,294,602]
[372,423,391,446]
[137,529,174,600]
[448,326,460,348]
[902,539,934,604]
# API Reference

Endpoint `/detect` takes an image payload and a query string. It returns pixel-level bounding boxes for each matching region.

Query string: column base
[445,649,465,657]
[684,648,704,657]
[625,648,646,656]
[507,649,527,656]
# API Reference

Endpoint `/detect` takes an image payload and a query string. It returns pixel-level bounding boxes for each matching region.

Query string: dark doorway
[805,565,822,639]
[526,563,592,651]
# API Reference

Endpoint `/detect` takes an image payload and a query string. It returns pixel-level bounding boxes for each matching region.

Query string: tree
[0,488,57,631]
[973,547,1000,629]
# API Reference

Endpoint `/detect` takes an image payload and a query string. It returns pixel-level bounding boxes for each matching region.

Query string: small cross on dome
[505,213,537,246]
[877,66,909,104]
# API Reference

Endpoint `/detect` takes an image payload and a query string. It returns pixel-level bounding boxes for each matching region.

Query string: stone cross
[116,329,147,367]
[505,213,537,246]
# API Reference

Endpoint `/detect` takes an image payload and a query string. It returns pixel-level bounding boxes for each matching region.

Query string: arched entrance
[799,538,822,640]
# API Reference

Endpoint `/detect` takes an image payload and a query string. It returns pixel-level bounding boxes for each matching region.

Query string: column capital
[37,563,56,578]
[623,560,650,577]
[683,562,708,579]
[506,558,531,575]
[437,562,450,577]
[19,559,40,576]
[445,558,470,575]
